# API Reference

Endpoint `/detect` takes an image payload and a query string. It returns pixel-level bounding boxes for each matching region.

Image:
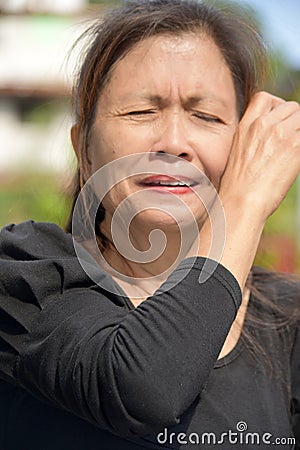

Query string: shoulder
[0,221,92,308]
[0,220,125,309]
[0,220,75,261]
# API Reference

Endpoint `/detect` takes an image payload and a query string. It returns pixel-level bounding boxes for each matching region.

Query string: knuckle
[253,91,280,103]
[250,115,268,131]
[286,100,300,110]
[250,91,285,113]
[253,91,268,99]
[252,91,270,104]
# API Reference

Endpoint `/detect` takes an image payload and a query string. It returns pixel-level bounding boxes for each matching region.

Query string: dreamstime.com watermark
[156,420,296,448]
[156,421,296,446]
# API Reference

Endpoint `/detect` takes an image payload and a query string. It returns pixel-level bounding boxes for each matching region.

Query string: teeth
[148,181,193,187]
[154,181,185,186]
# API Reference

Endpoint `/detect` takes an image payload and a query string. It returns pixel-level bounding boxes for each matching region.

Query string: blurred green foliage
[254,183,299,272]
[0,174,71,230]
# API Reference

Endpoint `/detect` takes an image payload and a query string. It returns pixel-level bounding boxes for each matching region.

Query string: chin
[134,206,206,232]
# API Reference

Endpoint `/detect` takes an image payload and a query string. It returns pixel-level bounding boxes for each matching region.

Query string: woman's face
[86,33,239,231]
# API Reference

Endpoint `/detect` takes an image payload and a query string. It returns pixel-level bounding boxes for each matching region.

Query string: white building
[0,0,104,173]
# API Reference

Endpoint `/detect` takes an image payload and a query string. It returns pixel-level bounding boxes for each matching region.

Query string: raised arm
[198,92,300,288]
[0,221,240,437]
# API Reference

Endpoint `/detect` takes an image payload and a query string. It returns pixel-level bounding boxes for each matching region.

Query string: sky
[237,0,300,69]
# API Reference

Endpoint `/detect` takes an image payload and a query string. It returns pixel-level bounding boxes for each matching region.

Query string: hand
[220,91,300,221]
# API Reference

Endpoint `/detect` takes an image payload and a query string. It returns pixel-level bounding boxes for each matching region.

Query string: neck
[98,216,200,300]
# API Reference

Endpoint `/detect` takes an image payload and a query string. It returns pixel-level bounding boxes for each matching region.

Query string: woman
[0,0,299,449]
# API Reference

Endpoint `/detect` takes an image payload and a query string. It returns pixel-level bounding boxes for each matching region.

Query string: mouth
[138,175,198,194]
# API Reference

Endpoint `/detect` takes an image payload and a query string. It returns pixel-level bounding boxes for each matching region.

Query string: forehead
[100,33,236,106]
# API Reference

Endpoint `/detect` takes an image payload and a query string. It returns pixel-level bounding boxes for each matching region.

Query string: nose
[150,112,195,161]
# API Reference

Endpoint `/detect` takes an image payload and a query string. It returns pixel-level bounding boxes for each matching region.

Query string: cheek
[88,132,119,175]
[90,123,149,172]
[198,132,235,184]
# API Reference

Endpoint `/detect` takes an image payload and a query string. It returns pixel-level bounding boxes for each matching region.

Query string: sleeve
[0,221,242,438]
[291,326,300,448]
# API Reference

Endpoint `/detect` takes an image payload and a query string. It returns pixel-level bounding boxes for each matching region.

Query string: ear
[70,124,92,182]
[70,124,81,161]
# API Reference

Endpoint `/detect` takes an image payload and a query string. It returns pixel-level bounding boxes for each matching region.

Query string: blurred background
[0,0,299,272]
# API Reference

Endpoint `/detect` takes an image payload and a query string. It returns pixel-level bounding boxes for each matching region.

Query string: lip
[138,175,198,194]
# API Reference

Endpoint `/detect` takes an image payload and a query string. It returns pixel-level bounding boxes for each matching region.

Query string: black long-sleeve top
[0,221,299,449]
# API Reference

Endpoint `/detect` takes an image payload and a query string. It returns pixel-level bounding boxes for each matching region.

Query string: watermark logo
[72,153,226,297]
[156,421,296,446]
[236,421,247,432]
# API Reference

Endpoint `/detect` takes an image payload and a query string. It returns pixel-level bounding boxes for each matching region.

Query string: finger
[281,107,300,131]
[240,91,285,126]
[266,100,300,124]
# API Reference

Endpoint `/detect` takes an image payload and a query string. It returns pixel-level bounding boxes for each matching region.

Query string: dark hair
[65,0,299,375]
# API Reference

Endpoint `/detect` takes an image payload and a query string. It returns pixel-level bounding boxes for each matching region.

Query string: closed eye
[127,110,155,116]
[192,112,223,123]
